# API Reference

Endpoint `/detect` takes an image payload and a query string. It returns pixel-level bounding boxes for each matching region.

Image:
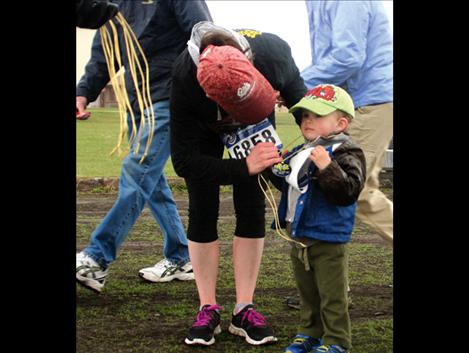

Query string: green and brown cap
[289,84,355,118]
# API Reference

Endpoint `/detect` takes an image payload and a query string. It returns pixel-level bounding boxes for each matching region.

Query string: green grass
[77,108,300,177]
[77,109,393,351]
[76,108,128,177]
[77,191,393,353]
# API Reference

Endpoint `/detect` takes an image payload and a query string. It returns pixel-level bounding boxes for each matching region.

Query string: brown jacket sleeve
[313,140,366,206]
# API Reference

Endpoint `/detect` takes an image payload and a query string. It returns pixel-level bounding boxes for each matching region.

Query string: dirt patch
[349,284,393,320]
[77,172,393,192]
[76,177,393,353]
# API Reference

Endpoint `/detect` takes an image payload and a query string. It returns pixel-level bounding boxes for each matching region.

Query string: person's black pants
[185,177,266,243]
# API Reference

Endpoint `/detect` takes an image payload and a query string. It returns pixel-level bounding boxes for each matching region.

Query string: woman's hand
[246,142,283,175]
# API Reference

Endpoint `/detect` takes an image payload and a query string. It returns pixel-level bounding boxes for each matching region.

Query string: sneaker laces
[78,253,100,268]
[153,258,174,270]
[192,305,221,327]
[242,308,267,327]
[77,253,107,278]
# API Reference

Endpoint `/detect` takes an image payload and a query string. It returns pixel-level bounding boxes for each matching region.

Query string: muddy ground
[76,174,393,353]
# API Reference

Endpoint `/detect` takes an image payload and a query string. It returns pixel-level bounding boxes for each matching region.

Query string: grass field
[77,189,393,353]
[76,108,393,352]
[77,108,302,177]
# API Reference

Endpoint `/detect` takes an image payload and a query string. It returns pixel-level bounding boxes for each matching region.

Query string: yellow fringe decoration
[99,12,155,163]
[256,134,323,248]
[258,173,307,248]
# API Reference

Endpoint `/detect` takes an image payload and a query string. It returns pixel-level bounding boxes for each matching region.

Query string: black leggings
[185,177,266,243]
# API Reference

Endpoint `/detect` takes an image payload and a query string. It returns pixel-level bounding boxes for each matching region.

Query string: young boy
[268,84,366,353]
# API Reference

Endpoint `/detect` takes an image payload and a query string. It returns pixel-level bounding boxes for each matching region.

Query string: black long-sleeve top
[170,30,307,184]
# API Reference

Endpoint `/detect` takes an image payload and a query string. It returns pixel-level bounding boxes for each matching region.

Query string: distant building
[88,84,118,108]
[77,28,118,108]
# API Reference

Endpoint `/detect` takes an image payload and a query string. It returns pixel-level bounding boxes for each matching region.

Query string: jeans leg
[83,144,148,268]
[146,173,189,264]
[83,100,188,267]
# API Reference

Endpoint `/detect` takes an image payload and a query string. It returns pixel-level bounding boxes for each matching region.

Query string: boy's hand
[309,145,331,170]
[246,142,283,175]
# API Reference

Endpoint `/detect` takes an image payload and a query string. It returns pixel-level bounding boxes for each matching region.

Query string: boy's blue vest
[272,144,356,243]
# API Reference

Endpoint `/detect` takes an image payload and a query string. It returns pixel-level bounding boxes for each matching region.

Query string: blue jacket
[269,136,366,243]
[76,0,212,111]
[301,1,393,108]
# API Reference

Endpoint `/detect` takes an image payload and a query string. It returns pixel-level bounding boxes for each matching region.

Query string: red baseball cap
[197,45,277,125]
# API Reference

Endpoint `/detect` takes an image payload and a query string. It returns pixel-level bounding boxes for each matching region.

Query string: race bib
[222,118,283,159]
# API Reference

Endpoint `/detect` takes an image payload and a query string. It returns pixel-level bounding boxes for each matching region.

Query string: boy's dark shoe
[185,305,222,346]
[284,334,322,353]
[228,304,277,345]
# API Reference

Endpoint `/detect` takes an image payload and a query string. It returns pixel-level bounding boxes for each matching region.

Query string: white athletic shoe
[138,258,194,282]
[76,252,108,293]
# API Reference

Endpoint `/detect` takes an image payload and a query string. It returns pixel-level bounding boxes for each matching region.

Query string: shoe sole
[184,325,221,346]
[138,271,195,283]
[228,323,277,345]
[76,273,104,293]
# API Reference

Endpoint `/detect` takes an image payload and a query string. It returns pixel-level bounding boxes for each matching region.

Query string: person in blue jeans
[75,0,213,293]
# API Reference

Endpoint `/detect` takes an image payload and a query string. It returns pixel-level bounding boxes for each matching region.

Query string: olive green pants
[290,241,351,349]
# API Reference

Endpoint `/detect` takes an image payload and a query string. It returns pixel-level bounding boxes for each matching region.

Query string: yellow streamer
[98,12,155,163]
[256,134,325,248]
[258,173,307,248]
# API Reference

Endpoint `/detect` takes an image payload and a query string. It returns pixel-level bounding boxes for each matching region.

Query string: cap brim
[289,100,337,116]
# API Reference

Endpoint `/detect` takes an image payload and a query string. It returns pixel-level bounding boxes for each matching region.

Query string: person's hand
[246,142,283,175]
[76,96,91,120]
[309,145,331,170]
[76,0,119,29]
